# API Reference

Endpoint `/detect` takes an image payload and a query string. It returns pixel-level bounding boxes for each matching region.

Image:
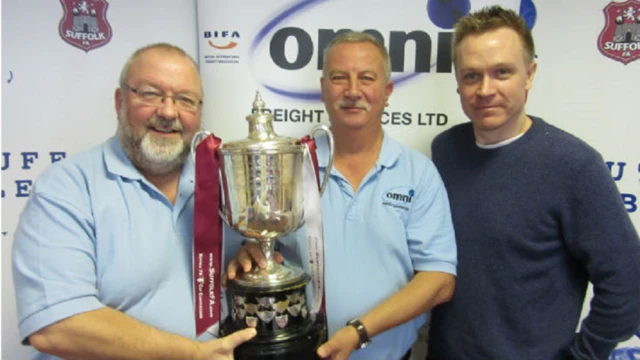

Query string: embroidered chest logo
[382,187,415,211]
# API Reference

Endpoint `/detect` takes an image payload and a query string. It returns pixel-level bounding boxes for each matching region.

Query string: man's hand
[226,242,284,280]
[316,326,359,360]
[199,328,257,360]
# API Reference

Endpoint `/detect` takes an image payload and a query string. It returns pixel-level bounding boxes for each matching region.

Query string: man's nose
[477,76,496,97]
[156,96,179,119]
[345,77,361,98]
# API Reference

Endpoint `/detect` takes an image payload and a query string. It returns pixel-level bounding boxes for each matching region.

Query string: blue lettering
[204,31,240,39]
[622,193,637,213]
[605,161,626,181]
[15,179,33,197]
[1,152,9,170]
[50,151,66,163]
[21,152,38,170]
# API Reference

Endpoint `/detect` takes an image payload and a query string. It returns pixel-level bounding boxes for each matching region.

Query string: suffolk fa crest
[59,0,112,52]
[598,0,640,65]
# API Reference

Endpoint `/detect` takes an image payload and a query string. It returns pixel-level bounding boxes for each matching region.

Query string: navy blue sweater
[428,117,640,360]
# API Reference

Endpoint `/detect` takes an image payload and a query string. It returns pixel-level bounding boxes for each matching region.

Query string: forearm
[30,307,204,360]
[360,271,455,338]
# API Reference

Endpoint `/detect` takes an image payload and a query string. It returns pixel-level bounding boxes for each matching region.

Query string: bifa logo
[205,30,240,50]
[382,187,415,211]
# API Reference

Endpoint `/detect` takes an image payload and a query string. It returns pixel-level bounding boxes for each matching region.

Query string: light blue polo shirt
[309,132,457,360]
[12,136,209,360]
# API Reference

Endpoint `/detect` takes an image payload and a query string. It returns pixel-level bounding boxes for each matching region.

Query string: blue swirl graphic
[519,0,537,29]
[426,0,471,30]
[250,0,328,53]
[426,0,537,30]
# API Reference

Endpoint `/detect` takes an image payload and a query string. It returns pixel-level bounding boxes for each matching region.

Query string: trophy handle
[309,125,334,196]
[190,130,212,164]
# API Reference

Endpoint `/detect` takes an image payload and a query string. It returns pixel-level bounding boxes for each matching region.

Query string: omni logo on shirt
[382,187,415,211]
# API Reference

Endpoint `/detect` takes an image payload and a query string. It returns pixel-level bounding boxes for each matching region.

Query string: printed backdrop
[2,0,639,359]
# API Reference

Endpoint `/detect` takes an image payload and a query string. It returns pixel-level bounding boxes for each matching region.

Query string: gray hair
[322,31,391,81]
[118,43,200,86]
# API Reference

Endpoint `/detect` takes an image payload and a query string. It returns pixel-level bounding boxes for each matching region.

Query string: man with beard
[226,31,458,360]
[12,43,256,360]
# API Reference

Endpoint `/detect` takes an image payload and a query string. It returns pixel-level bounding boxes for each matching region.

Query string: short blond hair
[453,6,535,66]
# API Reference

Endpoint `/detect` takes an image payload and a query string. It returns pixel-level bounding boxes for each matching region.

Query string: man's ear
[526,61,537,91]
[384,80,394,106]
[115,87,123,113]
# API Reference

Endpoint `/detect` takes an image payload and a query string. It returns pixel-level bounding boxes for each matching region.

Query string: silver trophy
[191,92,333,359]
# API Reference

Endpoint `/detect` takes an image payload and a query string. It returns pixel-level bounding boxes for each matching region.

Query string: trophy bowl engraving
[219,149,304,241]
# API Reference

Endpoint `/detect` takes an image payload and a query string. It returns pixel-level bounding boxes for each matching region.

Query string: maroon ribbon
[299,135,320,189]
[193,134,223,337]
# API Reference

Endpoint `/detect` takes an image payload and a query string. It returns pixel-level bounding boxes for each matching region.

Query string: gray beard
[117,114,189,176]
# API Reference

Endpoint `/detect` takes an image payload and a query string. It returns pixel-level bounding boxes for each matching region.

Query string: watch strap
[346,318,371,349]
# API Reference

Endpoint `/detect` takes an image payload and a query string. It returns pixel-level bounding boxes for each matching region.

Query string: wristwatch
[346,318,371,349]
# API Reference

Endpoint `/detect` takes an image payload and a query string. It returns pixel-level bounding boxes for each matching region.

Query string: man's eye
[140,91,161,99]
[463,73,479,81]
[176,95,197,107]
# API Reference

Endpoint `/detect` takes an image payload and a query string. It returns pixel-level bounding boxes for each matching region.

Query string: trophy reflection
[195,92,333,359]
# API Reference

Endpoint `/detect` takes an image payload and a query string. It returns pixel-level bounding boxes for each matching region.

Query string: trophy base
[224,274,326,360]
[224,315,325,360]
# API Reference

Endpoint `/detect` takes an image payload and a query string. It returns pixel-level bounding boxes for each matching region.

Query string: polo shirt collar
[104,136,143,180]
[316,129,402,170]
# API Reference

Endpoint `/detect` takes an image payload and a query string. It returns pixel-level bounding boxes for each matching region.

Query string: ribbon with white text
[193,134,223,336]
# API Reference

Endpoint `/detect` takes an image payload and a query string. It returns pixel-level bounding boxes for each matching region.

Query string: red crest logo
[597,0,640,65]
[59,0,112,52]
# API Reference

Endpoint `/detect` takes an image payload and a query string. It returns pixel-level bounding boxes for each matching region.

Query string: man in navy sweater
[427,6,640,360]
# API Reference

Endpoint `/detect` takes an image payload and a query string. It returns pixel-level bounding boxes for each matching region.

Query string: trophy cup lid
[220,92,301,153]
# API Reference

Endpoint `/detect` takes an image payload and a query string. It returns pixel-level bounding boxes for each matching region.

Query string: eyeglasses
[121,84,202,113]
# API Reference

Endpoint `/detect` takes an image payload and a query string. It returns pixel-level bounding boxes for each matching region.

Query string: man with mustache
[427,6,640,360]
[12,43,256,360]
[227,31,458,360]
